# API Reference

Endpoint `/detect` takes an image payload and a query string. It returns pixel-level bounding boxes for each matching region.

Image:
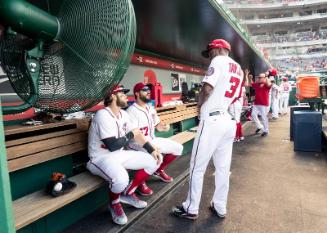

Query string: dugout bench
[4,103,198,233]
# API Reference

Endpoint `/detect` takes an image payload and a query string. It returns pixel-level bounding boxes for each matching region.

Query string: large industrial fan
[0,0,136,114]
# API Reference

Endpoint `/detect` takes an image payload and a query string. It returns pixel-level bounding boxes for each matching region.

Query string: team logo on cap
[206,67,214,76]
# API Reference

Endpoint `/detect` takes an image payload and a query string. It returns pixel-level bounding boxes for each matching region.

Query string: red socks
[157,154,177,172]
[235,122,243,139]
[125,169,150,195]
[125,155,178,196]
[238,122,243,138]
[109,191,120,205]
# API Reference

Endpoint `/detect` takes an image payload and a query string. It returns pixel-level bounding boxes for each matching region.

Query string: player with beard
[87,85,162,225]
[126,83,184,196]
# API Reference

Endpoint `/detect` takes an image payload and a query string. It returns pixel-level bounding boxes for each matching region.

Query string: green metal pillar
[0,0,59,40]
[0,100,16,233]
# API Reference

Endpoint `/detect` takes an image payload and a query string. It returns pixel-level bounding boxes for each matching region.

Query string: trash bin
[290,105,311,141]
[293,110,322,152]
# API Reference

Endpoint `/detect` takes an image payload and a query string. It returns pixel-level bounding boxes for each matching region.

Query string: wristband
[125,131,134,141]
[143,142,155,154]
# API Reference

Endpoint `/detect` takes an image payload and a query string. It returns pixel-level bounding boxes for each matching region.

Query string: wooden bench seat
[9,119,197,230]
[170,131,197,145]
[14,172,104,230]
[189,126,198,132]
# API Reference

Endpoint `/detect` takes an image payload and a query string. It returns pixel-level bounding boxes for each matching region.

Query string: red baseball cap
[133,82,151,94]
[112,84,130,94]
[202,39,231,58]
[282,77,288,81]
[269,68,277,76]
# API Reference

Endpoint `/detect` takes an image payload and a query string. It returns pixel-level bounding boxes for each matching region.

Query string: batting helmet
[202,39,231,58]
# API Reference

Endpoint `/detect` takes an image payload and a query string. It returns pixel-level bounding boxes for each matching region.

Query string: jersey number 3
[225,76,241,98]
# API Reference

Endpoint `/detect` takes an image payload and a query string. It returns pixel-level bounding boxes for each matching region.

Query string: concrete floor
[63,114,327,233]
[125,115,327,233]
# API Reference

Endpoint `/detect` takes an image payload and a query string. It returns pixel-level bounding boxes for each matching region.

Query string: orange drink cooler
[296,75,320,100]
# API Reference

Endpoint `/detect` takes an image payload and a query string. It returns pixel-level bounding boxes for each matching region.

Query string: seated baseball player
[126,82,184,196]
[87,85,162,225]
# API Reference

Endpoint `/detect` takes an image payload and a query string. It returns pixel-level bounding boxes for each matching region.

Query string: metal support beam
[0,100,16,233]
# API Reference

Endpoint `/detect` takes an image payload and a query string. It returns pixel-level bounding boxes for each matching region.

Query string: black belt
[209,111,223,116]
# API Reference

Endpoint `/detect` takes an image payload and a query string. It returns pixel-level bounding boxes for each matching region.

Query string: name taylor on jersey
[228,62,242,77]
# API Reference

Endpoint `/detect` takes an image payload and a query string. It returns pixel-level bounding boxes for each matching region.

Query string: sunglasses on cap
[140,86,150,92]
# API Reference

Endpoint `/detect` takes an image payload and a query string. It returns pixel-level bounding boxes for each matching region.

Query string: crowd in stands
[269,45,327,56]
[273,57,327,72]
[255,30,327,44]
[307,46,327,54]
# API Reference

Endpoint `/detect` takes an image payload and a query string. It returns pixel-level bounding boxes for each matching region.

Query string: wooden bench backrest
[158,106,198,125]
[5,120,89,172]
[5,103,198,172]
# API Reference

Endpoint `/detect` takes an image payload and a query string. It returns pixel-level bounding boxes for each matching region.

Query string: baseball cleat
[120,193,147,209]
[172,206,198,220]
[154,170,173,183]
[261,132,268,137]
[255,128,262,134]
[239,136,245,141]
[109,203,128,225]
[137,182,153,196]
[210,203,226,219]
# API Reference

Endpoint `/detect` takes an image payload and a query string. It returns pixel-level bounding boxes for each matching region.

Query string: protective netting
[1,0,136,113]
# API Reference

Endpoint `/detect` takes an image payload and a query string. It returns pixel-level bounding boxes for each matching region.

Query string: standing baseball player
[250,73,272,136]
[266,72,272,114]
[127,82,183,195]
[228,81,246,142]
[270,77,280,120]
[172,39,243,219]
[279,77,291,115]
[267,69,278,116]
[87,85,162,225]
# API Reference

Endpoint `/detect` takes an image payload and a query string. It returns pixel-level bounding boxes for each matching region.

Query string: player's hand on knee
[153,145,160,153]
[151,150,162,165]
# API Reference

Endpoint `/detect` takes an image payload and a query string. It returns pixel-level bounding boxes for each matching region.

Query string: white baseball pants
[267,94,272,113]
[87,150,159,193]
[151,137,183,155]
[129,137,183,156]
[271,98,279,118]
[182,113,235,215]
[252,105,269,133]
[228,100,242,123]
[279,94,289,114]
